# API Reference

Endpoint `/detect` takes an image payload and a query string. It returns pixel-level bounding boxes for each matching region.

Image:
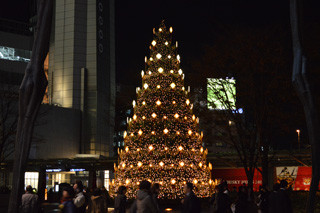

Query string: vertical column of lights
[112,21,214,199]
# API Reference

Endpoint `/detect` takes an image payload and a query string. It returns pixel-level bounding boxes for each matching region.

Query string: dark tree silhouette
[8,0,53,212]
[192,24,294,189]
[290,1,320,212]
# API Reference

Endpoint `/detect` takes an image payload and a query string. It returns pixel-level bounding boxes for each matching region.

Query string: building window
[25,172,39,191]
[104,170,110,191]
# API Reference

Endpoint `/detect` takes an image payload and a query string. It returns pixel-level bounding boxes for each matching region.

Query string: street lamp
[296,129,301,150]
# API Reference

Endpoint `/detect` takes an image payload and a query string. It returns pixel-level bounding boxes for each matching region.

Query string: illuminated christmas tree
[113,21,213,199]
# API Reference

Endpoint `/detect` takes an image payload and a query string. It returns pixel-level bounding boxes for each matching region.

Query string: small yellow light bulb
[126,179,130,185]
[193,179,198,184]
[177,55,180,61]
[174,113,179,119]
[137,148,140,151]
[158,67,163,73]
[133,114,137,120]
[151,131,155,135]
[125,147,129,152]
[163,128,169,134]
[138,129,143,135]
[141,70,144,77]
[143,83,148,89]
[163,116,167,119]
[159,28,162,32]
[165,147,168,150]
[150,57,153,61]
[152,40,156,46]
[156,100,161,105]
[180,162,185,167]
[170,70,174,73]
[186,99,190,105]
[172,101,176,104]
[199,162,203,167]
[148,71,152,75]
[142,116,146,119]
[157,85,161,89]
[142,101,146,105]
[168,55,171,59]
[124,131,127,138]
[169,27,173,33]
[151,113,157,118]
[188,130,192,135]
[178,146,183,151]
[148,145,153,151]
[122,163,125,168]
[176,131,180,135]
[159,161,164,167]
[192,115,195,120]
[137,162,142,167]
[178,69,183,75]
[171,179,176,184]
[165,41,168,45]
[170,83,176,89]
[156,53,162,59]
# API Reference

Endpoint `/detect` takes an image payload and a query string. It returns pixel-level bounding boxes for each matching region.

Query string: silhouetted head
[151,183,160,195]
[139,180,151,191]
[26,185,33,193]
[184,182,194,194]
[117,186,127,195]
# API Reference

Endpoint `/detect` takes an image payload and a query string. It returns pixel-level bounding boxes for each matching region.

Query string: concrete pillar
[37,167,47,202]
[88,169,96,189]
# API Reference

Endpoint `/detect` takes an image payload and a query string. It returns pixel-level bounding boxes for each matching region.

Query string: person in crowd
[268,180,292,213]
[211,184,232,213]
[101,186,111,207]
[87,188,107,213]
[73,180,87,213]
[257,185,269,213]
[21,185,39,213]
[151,183,161,213]
[114,186,127,213]
[60,186,76,213]
[181,182,201,213]
[135,180,157,213]
[235,186,248,213]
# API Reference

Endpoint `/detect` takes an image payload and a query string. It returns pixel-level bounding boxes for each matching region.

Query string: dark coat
[216,193,232,213]
[87,195,107,213]
[114,194,127,213]
[181,191,201,213]
[61,200,76,213]
[268,189,292,213]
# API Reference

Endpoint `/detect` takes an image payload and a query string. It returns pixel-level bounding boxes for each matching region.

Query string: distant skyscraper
[48,0,115,156]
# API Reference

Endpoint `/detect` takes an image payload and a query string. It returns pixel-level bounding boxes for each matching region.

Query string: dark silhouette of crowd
[20,179,293,213]
[209,180,293,213]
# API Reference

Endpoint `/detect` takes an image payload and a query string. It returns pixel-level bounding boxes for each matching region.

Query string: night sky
[2,0,320,147]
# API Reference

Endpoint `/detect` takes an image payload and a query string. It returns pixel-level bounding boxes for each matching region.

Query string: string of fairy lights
[112,21,215,199]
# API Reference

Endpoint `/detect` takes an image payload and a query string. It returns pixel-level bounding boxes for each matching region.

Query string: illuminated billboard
[207,78,236,110]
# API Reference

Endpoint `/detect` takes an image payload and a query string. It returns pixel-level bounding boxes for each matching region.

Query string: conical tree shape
[113,21,213,199]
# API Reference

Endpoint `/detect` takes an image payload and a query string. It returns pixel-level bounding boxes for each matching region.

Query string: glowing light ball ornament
[113,21,213,199]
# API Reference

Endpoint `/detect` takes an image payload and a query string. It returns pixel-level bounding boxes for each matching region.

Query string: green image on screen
[207,78,236,110]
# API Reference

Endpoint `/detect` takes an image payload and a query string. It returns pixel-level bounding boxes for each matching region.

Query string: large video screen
[207,78,236,110]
